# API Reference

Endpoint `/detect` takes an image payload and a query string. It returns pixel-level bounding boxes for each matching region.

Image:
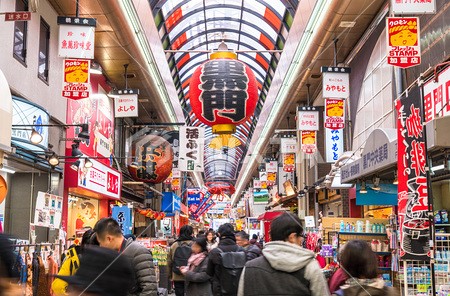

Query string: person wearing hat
[93,217,158,296]
[56,245,134,296]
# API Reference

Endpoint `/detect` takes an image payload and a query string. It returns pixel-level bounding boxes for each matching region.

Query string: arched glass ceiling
[150,0,298,185]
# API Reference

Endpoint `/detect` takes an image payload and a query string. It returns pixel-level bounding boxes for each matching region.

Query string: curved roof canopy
[150,0,299,185]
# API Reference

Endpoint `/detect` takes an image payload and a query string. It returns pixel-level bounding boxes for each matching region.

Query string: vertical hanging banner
[280,137,298,153]
[113,89,139,118]
[57,17,96,59]
[266,161,278,173]
[396,86,430,261]
[171,178,180,190]
[282,153,296,172]
[253,179,262,189]
[111,205,132,235]
[62,59,90,100]
[325,128,343,163]
[321,66,351,99]
[301,131,317,154]
[179,126,205,172]
[325,98,345,129]
[297,107,319,131]
[391,0,436,14]
[387,17,421,68]
[423,66,450,123]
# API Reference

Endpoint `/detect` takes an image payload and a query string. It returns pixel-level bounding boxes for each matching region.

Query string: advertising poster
[423,66,450,123]
[391,0,436,14]
[33,192,63,229]
[66,85,114,165]
[280,137,297,153]
[267,172,276,186]
[324,98,345,129]
[111,205,132,235]
[387,17,421,68]
[253,189,269,204]
[78,158,121,199]
[396,85,430,261]
[301,130,317,154]
[62,59,90,100]
[266,161,278,173]
[179,126,205,172]
[68,197,99,237]
[172,178,180,190]
[114,94,138,117]
[282,153,295,172]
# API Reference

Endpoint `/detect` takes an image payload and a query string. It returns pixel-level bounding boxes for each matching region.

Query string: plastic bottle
[376,223,381,233]
[340,220,345,232]
[372,223,377,233]
[380,224,385,233]
[366,220,371,233]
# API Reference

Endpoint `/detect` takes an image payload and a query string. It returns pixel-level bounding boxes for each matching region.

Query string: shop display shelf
[337,232,387,236]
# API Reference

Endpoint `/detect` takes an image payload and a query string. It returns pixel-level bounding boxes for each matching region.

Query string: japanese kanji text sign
[58,17,96,59]
[423,65,450,123]
[280,137,297,154]
[387,17,421,68]
[78,158,122,199]
[253,179,262,189]
[325,128,343,163]
[265,161,278,173]
[62,59,90,100]
[396,86,430,261]
[321,67,351,99]
[391,0,436,14]
[325,98,345,129]
[114,94,138,117]
[112,206,132,235]
[301,131,317,154]
[297,110,319,131]
[4,12,31,21]
[179,126,205,172]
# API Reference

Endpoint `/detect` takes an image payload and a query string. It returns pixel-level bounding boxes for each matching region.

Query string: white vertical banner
[57,17,96,59]
[325,128,344,163]
[280,137,298,153]
[266,161,278,173]
[297,110,319,131]
[259,171,267,182]
[391,0,436,14]
[179,126,205,172]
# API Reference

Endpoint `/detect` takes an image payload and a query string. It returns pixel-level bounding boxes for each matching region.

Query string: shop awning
[257,211,285,221]
[341,128,397,183]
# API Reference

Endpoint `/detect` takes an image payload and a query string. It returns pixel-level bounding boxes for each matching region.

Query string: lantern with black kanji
[128,134,173,184]
[189,50,259,134]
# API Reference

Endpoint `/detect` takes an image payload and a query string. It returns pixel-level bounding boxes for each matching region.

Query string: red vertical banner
[282,153,295,172]
[301,131,317,154]
[387,17,421,68]
[396,85,430,261]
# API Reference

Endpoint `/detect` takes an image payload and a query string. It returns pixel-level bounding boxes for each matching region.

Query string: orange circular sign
[0,175,7,204]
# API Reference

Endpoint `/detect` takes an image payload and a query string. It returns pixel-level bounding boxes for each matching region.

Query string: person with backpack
[332,240,399,296]
[235,231,261,261]
[237,213,330,296]
[52,228,96,295]
[168,225,194,296]
[207,223,247,296]
[180,237,212,296]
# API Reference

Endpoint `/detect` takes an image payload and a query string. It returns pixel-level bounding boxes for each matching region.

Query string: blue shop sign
[162,192,181,213]
[111,206,132,235]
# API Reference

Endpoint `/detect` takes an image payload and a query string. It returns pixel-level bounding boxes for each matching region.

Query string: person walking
[0,234,21,295]
[180,237,212,296]
[206,230,218,252]
[207,223,247,296]
[168,225,194,296]
[52,229,96,295]
[238,213,330,296]
[332,240,399,296]
[235,231,261,261]
[249,234,262,250]
[93,218,158,296]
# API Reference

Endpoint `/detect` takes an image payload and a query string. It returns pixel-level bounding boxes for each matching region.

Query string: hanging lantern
[128,134,174,184]
[209,134,242,150]
[189,48,259,134]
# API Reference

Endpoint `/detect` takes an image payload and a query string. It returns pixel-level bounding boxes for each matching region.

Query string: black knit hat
[56,245,134,296]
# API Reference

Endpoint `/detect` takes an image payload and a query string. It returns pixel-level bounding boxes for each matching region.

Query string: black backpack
[172,241,192,275]
[217,247,247,295]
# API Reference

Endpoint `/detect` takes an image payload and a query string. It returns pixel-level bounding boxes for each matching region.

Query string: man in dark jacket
[207,223,243,296]
[94,218,158,296]
[235,231,261,261]
[238,213,329,296]
[168,225,194,296]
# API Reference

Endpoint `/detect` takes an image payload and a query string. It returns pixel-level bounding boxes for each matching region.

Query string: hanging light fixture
[48,153,60,166]
[30,129,43,144]
[393,171,398,185]
[372,176,381,191]
[71,142,83,157]
[70,160,80,171]
[77,124,90,140]
[84,158,93,168]
[360,180,367,194]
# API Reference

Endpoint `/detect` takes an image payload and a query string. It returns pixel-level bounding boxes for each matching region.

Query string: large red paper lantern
[128,134,173,184]
[189,51,258,134]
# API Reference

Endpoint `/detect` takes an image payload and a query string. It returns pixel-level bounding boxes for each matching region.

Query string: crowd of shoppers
[0,213,401,296]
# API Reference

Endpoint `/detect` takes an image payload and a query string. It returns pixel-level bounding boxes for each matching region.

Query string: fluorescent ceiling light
[339,21,356,28]
[232,0,331,205]
[0,167,15,174]
[432,164,444,172]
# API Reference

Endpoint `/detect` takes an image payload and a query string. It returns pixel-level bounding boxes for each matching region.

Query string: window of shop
[38,18,50,82]
[13,0,28,64]
[353,30,394,152]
